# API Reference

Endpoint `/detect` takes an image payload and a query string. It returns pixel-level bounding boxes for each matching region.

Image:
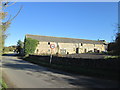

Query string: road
[1,54,119,88]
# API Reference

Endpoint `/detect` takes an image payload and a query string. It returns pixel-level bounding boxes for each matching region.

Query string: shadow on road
[2,53,18,56]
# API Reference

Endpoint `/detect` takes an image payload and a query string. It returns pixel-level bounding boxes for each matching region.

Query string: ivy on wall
[24,38,39,55]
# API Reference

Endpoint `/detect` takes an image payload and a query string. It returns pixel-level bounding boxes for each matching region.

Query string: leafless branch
[3,2,10,6]
[4,2,16,7]
[2,1,17,9]
[9,5,23,22]
[6,14,11,22]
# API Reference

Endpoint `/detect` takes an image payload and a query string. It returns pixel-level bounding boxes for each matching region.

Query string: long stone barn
[25,34,107,55]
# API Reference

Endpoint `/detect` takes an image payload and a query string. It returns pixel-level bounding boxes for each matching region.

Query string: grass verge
[0,79,8,90]
[104,55,120,59]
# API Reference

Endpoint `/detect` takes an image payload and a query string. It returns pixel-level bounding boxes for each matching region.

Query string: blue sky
[4,2,118,46]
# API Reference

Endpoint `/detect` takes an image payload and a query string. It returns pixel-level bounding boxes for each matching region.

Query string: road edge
[2,70,17,88]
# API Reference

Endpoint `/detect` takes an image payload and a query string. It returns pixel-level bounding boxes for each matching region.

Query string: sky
[4,2,118,46]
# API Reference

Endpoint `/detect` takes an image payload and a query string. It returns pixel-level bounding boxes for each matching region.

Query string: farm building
[25,34,107,55]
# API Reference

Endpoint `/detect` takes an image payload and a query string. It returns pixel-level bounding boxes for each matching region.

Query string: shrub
[115,33,120,55]
[24,38,39,55]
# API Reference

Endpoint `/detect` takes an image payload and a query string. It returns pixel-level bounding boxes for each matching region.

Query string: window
[81,43,83,46]
[84,49,87,53]
[60,49,66,54]
[76,48,79,54]
[48,42,50,45]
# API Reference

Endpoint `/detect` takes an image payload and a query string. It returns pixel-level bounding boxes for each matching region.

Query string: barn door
[76,48,79,54]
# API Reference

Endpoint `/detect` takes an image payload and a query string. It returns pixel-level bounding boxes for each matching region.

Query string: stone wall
[34,41,106,55]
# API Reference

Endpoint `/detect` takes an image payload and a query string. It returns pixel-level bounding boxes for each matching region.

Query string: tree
[114,26,120,55]
[0,1,23,55]
[3,46,17,53]
[16,40,23,54]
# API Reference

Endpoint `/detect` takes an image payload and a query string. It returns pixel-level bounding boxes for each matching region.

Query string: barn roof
[25,34,105,44]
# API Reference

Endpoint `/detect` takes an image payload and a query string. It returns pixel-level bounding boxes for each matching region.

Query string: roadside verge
[2,71,17,88]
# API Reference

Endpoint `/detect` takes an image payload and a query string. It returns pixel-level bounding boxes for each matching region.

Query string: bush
[24,38,39,55]
[115,33,120,55]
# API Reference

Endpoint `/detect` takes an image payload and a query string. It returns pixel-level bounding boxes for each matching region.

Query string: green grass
[0,79,8,90]
[104,55,120,59]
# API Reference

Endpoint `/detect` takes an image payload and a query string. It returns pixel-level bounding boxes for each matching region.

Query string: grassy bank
[23,55,119,81]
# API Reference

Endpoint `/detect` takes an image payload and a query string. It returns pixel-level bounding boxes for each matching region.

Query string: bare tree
[0,1,23,54]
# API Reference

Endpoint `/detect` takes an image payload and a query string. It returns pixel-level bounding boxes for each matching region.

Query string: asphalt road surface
[1,54,119,88]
